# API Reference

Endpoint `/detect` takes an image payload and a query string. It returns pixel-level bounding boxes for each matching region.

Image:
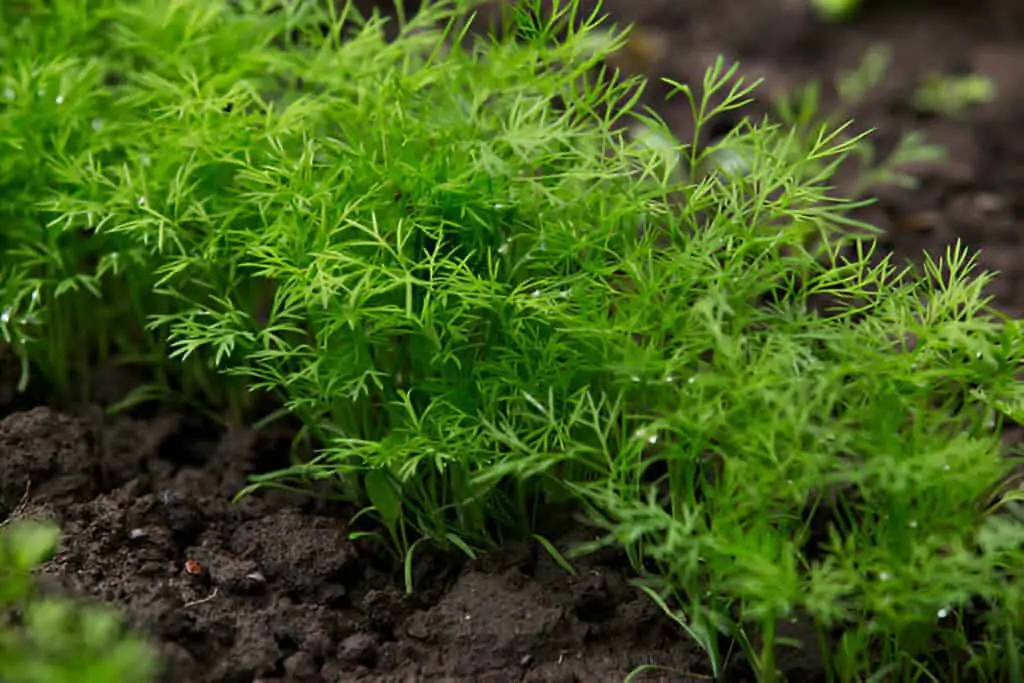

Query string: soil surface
[4,1,1024,682]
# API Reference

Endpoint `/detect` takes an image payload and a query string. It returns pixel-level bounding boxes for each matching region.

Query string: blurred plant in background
[0,519,160,683]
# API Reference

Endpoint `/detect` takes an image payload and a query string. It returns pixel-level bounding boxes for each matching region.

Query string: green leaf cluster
[0,520,160,683]
[1,0,1022,680]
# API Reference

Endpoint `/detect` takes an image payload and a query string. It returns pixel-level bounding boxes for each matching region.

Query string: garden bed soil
[4,1,1024,681]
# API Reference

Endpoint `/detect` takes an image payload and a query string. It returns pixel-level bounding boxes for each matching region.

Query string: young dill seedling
[571,108,1024,683]
[0,520,160,683]
[774,45,947,198]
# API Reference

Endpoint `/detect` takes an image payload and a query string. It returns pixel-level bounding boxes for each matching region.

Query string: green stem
[817,623,836,683]
[760,616,777,683]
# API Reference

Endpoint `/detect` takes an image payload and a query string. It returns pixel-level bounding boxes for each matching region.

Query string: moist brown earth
[4,1,1024,681]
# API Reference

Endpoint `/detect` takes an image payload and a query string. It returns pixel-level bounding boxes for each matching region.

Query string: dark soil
[4,1,1024,682]
[1,403,697,682]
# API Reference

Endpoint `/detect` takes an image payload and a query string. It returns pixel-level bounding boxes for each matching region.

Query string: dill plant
[81,0,666,554]
[0,0,248,413]
[0,0,128,395]
[2,0,1022,680]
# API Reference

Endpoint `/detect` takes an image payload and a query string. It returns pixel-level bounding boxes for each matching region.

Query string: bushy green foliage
[0,520,160,683]
[1,1,1022,681]
[812,0,863,21]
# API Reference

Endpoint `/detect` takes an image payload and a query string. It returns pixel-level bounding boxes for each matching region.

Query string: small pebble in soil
[283,651,318,680]
[338,632,378,667]
[226,570,268,596]
[317,582,348,607]
[137,561,164,577]
[245,571,266,585]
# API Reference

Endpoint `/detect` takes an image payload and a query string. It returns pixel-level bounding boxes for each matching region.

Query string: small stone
[137,561,164,577]
[227,570,267,596]
[283,651,318,680]
[317,582,347,607]
[337,633,377,667]
[971,192,1002,213]
[405,617,429,640]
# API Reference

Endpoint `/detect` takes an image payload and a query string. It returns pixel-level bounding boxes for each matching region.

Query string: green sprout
[0,520,160,683]
[774,44,948,196]
[811,0,862,22]
[912,72,997,121]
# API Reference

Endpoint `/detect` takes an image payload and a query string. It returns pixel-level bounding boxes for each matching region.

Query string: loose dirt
[1,402,699,682]
[4,1,1024,681]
